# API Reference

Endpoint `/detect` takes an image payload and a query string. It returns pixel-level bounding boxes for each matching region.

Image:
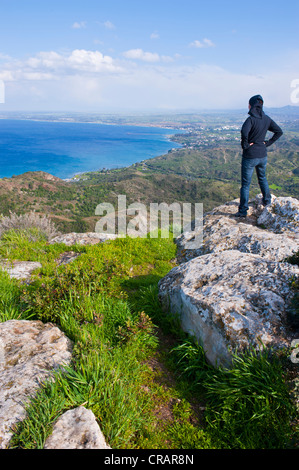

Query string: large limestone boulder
[0,320,73,448]
[158,250,299,368]
[176,195,298,263]
[159,196,299,368]
[44,406,110,449]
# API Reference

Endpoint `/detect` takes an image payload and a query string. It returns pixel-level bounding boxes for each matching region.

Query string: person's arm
[265,119,283,147]
[241,117,252,150]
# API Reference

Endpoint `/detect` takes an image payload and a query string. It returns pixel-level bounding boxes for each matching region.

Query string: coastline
[0,113,186,131]
[0,117,184,181]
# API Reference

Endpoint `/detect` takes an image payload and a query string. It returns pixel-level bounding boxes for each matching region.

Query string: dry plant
[0,211,60,241]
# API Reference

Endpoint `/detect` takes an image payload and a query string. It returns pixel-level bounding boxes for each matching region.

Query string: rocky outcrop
[176,195,299,263]
[49,232,118,246]
[159,196,299,368]
[257,196,299,233]
[43,406,110,449]
[0,320,73,449]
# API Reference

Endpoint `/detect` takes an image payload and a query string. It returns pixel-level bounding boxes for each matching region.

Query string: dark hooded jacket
[241,95,283,159]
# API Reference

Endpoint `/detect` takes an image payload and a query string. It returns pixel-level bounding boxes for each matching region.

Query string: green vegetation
[1,121,298,234]
[0,227,297,449]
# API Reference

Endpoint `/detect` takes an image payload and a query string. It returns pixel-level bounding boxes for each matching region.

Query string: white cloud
[108,64,294,110]
[0,70,15,81]
[123,49,173,63]
[0,53,12,61]
[123,49,160,62]
[26,51,64,69]
[104,20,115,30]
[68,50,120,73]
[21,72,55,81]
[150,32,160,40]
[72,21,87,29]
[0,49,123,84]
[190,38,215,48]
[0,48,296,111]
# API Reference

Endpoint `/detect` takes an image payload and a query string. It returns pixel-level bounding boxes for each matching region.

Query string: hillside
[0,127,298,234]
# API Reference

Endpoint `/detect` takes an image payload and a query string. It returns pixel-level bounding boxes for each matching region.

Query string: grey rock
[0,260,42,281]
[176,195,298,263]
[49,232,118,246]
[159,249,299,368]
[44,406,110,449]
[257,196,299,233]
[54,251,81,266]
[0,320,73,448]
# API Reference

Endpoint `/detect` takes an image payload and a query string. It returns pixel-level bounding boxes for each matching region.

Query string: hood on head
[248,94,264,119]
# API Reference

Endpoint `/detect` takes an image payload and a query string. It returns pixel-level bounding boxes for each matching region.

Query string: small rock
[49,232,118,246]
[44,406,110,449]
[55,251,81,266]
[0,260,42,281]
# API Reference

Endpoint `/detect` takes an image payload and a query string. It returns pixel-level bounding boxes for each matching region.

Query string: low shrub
[0,211,59,240]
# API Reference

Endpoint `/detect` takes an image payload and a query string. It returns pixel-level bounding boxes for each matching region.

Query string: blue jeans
[239,157,271,215]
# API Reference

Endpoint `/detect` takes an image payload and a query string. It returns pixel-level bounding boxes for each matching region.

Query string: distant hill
[0,166,239,233]
[264,105,299,116]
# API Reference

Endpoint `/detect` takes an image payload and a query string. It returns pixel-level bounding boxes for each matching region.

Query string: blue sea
[0,119,182,180]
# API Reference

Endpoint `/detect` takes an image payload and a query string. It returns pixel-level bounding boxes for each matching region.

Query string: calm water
[0,119,182,179]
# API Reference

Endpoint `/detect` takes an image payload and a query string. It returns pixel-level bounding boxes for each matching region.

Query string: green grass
[203,348,296,448]
[0,268,31,321]
[169,340,298,449]
[1,228,297,449]
[269,183,282,190]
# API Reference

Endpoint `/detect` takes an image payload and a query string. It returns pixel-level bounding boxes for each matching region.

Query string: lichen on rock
[159,196,299,368]
[43,406,110,449]
[0,320,73,449]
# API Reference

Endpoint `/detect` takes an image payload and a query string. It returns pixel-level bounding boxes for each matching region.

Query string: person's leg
[255,157,271,205]
[238,158,255,215]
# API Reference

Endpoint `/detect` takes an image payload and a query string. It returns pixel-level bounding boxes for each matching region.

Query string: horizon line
[1,104,299,115]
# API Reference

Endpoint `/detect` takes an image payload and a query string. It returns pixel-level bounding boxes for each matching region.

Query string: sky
[0,0,298,112]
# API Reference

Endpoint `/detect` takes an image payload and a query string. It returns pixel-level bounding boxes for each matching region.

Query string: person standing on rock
[235,94,283,218]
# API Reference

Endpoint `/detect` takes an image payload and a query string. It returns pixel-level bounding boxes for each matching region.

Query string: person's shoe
[262,197,272,207]
[234,212,247,218]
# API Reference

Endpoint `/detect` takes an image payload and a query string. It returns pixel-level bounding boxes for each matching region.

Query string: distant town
[1,107,299,153]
